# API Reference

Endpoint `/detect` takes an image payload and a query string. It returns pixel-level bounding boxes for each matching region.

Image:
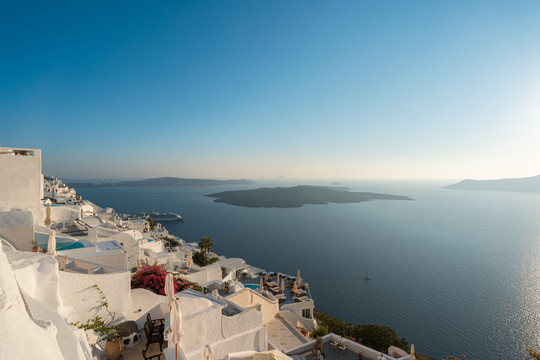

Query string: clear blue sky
[2,1,540,180]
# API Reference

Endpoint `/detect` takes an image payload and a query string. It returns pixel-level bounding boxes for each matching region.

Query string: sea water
[76,180,540,359]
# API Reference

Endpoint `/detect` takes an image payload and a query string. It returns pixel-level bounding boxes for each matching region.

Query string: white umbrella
[292,281,298,293]
[45,203,52,226]
[165,273,175,307]
[186,253,192,268]
[48,230,57,257]
[170,297,183,360]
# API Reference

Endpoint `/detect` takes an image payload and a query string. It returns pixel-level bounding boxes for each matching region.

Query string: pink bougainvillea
[131,264,199,295]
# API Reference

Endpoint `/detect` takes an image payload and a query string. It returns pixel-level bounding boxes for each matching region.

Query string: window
[302,309,311,319]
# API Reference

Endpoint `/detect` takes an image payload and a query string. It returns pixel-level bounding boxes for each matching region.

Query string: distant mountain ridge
[67,177,254,188]
[445,174,540,192]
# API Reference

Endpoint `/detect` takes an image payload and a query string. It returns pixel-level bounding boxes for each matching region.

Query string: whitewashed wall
[174,305,267,360]
[226,289,279,325]
[2,243,93,360]
[0,242,66,360]
[183,262,222,284]
[59,269,132,325]
[280,299,316,331]
[0,209,34,250]
[0,148,42,209]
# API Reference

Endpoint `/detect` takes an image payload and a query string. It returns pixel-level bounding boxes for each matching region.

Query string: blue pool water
[34,232,87,250]
[244,284,261,290]
[76,180,540,359]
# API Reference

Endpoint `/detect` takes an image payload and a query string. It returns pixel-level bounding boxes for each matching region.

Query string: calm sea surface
[76,180,540,359]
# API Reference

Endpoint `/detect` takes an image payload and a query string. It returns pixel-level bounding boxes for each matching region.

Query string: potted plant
[31,239,40,252]
[72,285,122,359]
[313,336,323,356]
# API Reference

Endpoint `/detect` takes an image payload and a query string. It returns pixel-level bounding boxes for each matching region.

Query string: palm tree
[198,237,214,258]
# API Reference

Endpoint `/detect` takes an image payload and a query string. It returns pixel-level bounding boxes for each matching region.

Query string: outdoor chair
[338,341,347,352]
[330,339,338,350]
[144,321,164,352]
[142,349,164,360]
[147,313,165,334]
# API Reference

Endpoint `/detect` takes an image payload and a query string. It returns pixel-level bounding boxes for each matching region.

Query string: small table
[117,320,141,348]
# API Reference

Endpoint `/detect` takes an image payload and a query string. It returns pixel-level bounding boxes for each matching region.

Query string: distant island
[207,185,412,208]
[67,177,254,188]
[444,174,540,193]
[331,182,343,185]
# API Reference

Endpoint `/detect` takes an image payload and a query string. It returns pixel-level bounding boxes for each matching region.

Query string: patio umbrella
[292,281,298,293]
[276,272,280,284]
[281,278,285,291]
[48,230,57,257]
[186,253,192,268]
[170,297,183,360]
[297,269,301,280]
[410,344,415,359]
[45,203,52,226]
[165,273,175,307]
[260,277,264,291]
[136,258,140,270]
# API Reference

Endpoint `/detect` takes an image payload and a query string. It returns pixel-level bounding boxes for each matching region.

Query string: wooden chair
[147,313,165,334]
[142,348,164,360]
[144,321,164,352]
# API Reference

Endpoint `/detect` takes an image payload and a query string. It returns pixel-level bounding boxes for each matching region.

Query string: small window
[302,309,311,319]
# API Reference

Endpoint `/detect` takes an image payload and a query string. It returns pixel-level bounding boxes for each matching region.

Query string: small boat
[363,273,371,280]
[149,212,183,222]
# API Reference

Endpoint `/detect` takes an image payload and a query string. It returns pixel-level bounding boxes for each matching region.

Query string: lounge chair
[338,342,347,352]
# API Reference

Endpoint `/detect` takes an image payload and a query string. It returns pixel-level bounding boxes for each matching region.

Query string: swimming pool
[34,232,88,251]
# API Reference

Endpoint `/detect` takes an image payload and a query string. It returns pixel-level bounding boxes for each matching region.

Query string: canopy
[165,273,175,307]
[170,297,183,360]
[48,230,57,257]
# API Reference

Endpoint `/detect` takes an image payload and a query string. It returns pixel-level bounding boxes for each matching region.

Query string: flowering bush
[131,264,199,295]
[528,349,540,360]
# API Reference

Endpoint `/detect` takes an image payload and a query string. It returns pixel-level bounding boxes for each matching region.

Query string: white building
[0,147,43,210]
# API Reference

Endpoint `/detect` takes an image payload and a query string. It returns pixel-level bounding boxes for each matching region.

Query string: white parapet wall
[280,299,316,331]
[0,209,35,250]
[0,147,42,209]
[2,241,93,360]
[0,241,66,360]
[183,262,223,284]
[226,288,279,325]
[59,268,133,325]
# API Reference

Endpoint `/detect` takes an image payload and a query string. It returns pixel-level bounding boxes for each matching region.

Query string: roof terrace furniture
[147,313,165,334]
[143,320,164,353]
[270,287,282,295]
[338,341,347,352]
[142,349,164,360]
